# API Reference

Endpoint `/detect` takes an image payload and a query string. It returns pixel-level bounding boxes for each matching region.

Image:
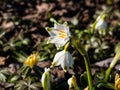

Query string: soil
[0,0,120,90]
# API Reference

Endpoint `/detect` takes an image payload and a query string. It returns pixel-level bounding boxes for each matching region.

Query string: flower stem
[64,42,70,51]
[105,67,112,81]
[83,54,94,90]
[105,52,120,81]
[72,40,94,90]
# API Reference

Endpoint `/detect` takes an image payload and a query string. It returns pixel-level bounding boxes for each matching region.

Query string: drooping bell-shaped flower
[51,51,73,72]
[51,42,74,72]
[45,22,71,49]
[41,68,52,90]
[95,14,107,30]
[68,75,80,90]
[24,53,39,68]
[90,13,108,35]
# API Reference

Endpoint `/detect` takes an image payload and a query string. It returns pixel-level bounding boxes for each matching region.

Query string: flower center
[58,30,67,38]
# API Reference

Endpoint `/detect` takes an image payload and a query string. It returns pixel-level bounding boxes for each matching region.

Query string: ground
[0,0,120,90]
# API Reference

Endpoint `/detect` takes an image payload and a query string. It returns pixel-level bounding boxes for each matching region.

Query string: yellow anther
[58,30,67,38]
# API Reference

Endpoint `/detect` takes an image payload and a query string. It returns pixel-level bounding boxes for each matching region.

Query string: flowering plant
[45,22,71,49]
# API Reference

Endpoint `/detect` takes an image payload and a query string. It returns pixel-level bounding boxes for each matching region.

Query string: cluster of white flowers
[41,13,108,89]
[41,22,77,90]
[45,22,74,72]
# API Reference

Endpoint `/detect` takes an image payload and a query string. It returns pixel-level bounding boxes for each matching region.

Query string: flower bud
[41,68,52,90]
[115,73,120,90]
[68,75,80,90]
[24,53,39,68]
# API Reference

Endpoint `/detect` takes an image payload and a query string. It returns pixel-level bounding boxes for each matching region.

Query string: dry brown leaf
[0,57,6,66]
[2,21,14,29]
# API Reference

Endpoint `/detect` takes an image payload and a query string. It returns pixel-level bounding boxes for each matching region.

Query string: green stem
[83,54,94,90]
[105,52,120,81]
[105,67,112,81]
[64,42,70,51]
[72,40,94,90]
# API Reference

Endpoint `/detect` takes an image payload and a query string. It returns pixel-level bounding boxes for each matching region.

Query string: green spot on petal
[45,27,52,32]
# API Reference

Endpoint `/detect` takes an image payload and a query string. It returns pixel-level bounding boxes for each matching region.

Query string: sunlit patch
[58,30,67,38]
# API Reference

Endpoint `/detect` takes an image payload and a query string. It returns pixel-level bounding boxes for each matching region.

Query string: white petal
[46,27,58,36]
[48,36,70,47]
[54,23,71,37]
[61,53,68,70]
[53,50,65,66]
[59,51,74,71]
[68,77,72,87]
[67,52,74,67]
[55,24,65,30]
[95,19,107,30]
[55,38,69,46]
[61,51,73,71]
[63,22,71,36]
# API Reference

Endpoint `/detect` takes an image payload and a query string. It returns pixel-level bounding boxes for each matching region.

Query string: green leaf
[97,82,114,89]
[80,72,88,89]
[0,68,9,82]
[0,68,9,75]
[9,75,21,83]
[0,72,6,82]
[19,65,31,78]
[12,51,27,63]
[30,83,42,90]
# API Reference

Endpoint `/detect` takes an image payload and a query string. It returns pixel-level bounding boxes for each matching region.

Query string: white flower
[51,50,74,72]
[68,75,80,90]
[95,18,107,30]
[46,22,71,48]
[41,68,52,90]
[95,14,107,30]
